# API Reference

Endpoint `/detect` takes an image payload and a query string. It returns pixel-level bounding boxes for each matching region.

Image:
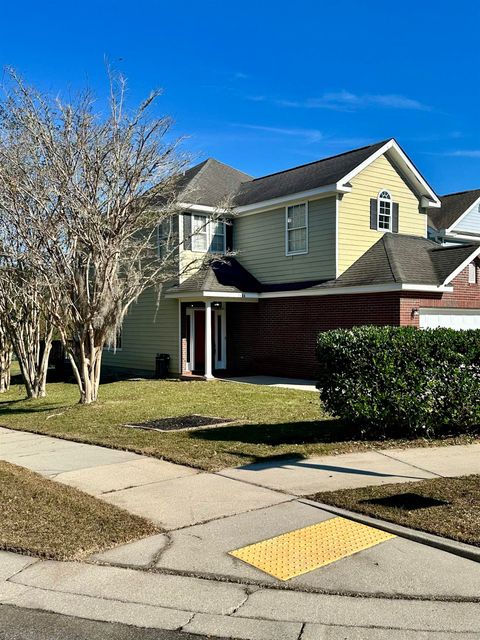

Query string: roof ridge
[381,234,403,283]
[441,188,480,198]
[248,139,391,183]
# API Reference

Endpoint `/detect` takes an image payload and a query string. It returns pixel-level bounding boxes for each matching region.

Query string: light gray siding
[233,197,336,284]
[455,201,480,235]
[102,287,179,375]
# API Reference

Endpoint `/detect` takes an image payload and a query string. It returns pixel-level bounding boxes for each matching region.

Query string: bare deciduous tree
[0,318,12,393]
[0,69,189,404]
[0,258,53,398]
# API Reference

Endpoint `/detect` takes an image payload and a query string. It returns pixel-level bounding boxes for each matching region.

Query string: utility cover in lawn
[125,415,232,432]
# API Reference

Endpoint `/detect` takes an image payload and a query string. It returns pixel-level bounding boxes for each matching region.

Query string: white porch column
[204,301,214,379]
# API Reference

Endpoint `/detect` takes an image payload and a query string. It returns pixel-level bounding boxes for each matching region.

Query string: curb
[299,498,480,563]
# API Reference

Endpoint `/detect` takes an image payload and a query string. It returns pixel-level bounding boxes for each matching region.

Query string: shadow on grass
[0,401,70,416]
[190,419,362,447]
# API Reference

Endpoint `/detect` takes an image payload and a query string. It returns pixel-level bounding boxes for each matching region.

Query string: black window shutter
[225,220,234,252]
[392,202,399,233]
[183,213,192,250]
[370,199,378,230]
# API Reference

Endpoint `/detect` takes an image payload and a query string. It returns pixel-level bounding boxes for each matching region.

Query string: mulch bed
[124,415,232,432]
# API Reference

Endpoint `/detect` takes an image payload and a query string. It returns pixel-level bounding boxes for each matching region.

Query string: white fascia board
[444,231,480,242]
[165,291,259,300]
[446,195,480,233]
[167,283,453,300]
[259,283,453,299]
[443,246,480,285]
[234,184,347,217]
[336,139,441,208]
[177,202,230,214]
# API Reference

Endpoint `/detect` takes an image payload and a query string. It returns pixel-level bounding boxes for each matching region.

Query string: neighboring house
[428,189,480,244]
[103,138,480,380]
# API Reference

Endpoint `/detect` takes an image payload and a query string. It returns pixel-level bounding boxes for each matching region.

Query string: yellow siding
[102,287,179,375]
[338,154,426,274]
[234,197,336,284]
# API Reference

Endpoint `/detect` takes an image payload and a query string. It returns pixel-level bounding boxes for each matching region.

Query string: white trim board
[442,246,480,285]
[166,282,453,301]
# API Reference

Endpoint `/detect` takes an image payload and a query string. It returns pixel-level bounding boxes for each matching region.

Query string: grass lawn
[309,475,480,547]
[0,461,158,560]
[0,376,476,471]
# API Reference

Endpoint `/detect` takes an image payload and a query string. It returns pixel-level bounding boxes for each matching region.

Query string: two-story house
[102,139,480,380]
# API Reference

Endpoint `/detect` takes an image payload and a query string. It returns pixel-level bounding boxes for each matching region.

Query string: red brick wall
[226,260,480,378]
[227,292,400,378]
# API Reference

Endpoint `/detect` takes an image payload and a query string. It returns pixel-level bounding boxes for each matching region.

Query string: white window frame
[377,190,392,232]
[191,215,226,254]
[285,202,309,256]
[468,262,477,284]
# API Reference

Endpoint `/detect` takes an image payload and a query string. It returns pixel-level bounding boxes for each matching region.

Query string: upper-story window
[378,190,392,231]
[286,203,308,255]
[191,215,226,253]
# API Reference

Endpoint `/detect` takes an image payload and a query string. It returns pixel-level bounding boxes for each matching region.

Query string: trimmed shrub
[316,326,480,439]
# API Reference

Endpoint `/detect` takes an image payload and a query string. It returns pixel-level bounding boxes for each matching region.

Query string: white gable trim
[443,246,480,285]
[446,195,480,233]
[337,139,441,208]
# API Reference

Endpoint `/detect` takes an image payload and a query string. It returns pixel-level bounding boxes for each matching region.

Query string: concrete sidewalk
[1,426,479,639]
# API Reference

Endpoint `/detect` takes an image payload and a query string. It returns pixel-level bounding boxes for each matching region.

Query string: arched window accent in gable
[378,190,392,231]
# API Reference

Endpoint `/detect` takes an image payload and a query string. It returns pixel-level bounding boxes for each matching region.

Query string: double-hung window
[286,203,308,255]
[377,190,392,231]
[192,215,209,252]
[191,215,226,253]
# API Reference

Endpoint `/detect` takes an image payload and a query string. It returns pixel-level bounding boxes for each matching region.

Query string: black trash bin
[155,353,170,379]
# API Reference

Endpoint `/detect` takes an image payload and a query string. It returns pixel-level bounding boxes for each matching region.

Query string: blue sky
[1,0,479,194]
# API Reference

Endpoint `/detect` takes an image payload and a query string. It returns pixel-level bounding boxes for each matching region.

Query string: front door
[185,305,227,373]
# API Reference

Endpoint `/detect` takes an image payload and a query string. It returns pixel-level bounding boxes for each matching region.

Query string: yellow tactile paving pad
[229,517,396,581]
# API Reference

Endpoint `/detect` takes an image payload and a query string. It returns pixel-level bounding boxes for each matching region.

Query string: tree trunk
[68,330,105,405]
[14,325,54,399]
[0,346,12,393]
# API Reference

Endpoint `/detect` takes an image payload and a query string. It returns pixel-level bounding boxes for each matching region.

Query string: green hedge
[316,326,480,439]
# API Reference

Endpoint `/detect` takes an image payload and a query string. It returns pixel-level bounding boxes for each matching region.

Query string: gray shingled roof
[428,189,480,231]
[168,258,262,294]
[312,234,479,289]
[233,140,390,206]
[168,235,479,296]
[176,158,252,208]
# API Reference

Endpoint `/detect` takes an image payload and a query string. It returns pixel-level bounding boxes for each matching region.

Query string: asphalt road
[0,605,225,640]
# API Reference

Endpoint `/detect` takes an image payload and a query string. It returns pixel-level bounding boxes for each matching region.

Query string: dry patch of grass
[0,378,476,471]
[0,461,158,560]
[310,475,480,547]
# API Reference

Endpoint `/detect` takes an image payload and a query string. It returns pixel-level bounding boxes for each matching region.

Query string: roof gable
[233,139,440,210]
[428,189,480,231]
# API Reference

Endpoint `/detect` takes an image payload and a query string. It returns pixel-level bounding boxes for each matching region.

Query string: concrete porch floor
[219,375,318,392]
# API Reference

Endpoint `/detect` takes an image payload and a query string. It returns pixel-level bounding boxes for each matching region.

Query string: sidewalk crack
[229,589,250,615]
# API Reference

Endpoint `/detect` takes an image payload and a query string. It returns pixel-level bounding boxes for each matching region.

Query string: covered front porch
[165,258,261,379]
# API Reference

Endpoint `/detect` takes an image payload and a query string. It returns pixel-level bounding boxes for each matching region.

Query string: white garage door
[419,308,480,330]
